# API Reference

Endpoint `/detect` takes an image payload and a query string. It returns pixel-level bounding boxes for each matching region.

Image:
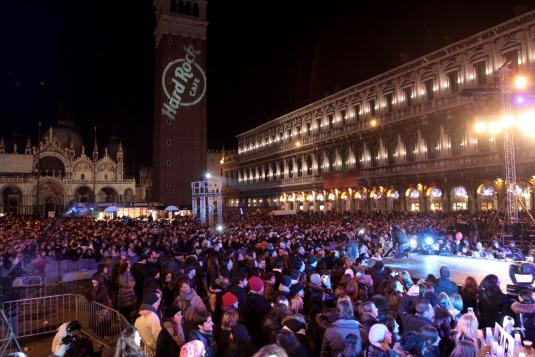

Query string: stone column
[199,195,206,225]
[207,196,214,226]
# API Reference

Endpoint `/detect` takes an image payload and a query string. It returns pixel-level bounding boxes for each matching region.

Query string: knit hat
[283,317,306,333]
[310,273,321,285]
[142,292,159,305]
[165,305,181,319]
[249,276,264,292]
[180,340,206,357]
[222,292,238,307]
[289,270,300,284]
[280,275,292,288]
[290,283,304,297]
[368,323,389,344]
[231,324,250,344]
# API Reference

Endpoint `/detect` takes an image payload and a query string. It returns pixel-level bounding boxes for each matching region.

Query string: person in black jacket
[511,289,535,342]
[223,324,258,357]
[478,274,511,328]
[188,310,217,357]
[244,276,270,347]
[156,305,185,357]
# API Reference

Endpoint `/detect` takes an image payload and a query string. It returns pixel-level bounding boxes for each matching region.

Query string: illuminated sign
[161,45,206,121]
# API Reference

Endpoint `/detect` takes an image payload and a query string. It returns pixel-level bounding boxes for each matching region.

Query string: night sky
[1,0,535,175]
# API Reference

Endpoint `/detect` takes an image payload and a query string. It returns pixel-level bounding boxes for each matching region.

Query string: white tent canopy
[104,206,118,213]
[164,205,179,212]
[267,209,297,216]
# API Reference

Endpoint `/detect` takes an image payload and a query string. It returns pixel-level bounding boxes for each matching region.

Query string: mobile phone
[467,307,474,313]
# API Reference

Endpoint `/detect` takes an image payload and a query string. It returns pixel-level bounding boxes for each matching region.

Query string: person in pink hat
[245,276,270,347]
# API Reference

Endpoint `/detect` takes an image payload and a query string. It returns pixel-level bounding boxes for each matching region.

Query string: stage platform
[383,254,515,286]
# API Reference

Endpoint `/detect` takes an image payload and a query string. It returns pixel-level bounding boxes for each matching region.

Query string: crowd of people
[0,211,535,357]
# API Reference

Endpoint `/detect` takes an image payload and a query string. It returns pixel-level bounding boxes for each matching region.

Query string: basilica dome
[45,120,84,155]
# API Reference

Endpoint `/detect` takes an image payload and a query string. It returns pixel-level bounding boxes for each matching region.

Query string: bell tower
[153,0,208,206]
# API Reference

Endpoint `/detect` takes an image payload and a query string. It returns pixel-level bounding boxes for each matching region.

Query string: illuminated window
[474,61,486,85]
[369,99,376,116]
[353,104,361,121]
[385,93,394,113]
[424,79,434,100]
[504,50,519,72]
[403,87,412,107]
[340,109,346,125]
[447,71,459,93]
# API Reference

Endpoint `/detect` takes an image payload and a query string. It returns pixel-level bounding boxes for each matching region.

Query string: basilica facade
[221,10,535,214]
[0,120,136,215]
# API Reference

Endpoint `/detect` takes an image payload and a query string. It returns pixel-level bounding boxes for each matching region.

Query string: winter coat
[89,271,110,305]
[511,301,535,342]
[399,313,433,335]
[366,344,398,357]
[321,319,362,357]
[134,305,162,352]
[478,290,511,328]
[434,277,458,296]
[459,288,478,313]
[156,325,182,357]
[173,288,208,333]
[188,329,217,357]
[117,271,136,308]
[223,341,258,357]
[244,292,270,347]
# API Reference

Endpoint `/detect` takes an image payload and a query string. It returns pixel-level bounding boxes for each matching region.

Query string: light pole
[36,121,41,217]
[496,63,519,224]
[472,65,534,226]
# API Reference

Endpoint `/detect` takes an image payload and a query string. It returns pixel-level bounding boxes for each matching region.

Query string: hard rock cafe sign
[161,45,206,121]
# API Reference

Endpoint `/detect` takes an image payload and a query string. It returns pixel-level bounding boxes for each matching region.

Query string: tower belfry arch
[191,179,222,226]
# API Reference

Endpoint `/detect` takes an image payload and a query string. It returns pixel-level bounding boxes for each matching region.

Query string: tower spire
[92,126,99,161]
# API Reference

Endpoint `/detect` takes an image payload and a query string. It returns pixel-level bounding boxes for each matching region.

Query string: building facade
[152,0,208,206]
[222,10,535,214]
[0,121,136,216]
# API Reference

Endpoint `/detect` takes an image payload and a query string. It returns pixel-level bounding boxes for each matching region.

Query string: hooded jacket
[321,319,362,357]
[511,300,535,341]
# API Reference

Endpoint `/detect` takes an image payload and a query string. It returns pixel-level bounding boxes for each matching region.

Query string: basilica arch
[1,185,22,214]
[97,186,119,203]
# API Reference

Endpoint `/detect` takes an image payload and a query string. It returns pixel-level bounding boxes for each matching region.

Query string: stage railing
[1,294,129,349]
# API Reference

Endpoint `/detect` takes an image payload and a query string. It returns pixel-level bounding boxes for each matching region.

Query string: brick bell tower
[153,0,208,206]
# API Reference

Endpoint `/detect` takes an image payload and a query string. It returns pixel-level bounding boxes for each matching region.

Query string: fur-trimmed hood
[511,301,535,314]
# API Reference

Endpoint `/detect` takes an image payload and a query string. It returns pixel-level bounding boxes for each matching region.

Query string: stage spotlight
[409,238,418,249]
[216,224,224,232]
[424,236,434,246]
[358,228,366,236]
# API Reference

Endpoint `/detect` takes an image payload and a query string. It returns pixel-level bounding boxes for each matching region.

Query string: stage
[383,254,515,286]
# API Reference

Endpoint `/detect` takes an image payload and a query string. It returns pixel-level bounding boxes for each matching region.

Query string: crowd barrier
[1,294,129,350]
[0,308,23,356]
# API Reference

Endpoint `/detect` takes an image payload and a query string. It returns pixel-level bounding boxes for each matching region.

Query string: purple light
[516,95,525,104]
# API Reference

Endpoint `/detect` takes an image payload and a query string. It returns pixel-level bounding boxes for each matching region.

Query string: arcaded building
[0,120,136,215]
[221,10,535,214]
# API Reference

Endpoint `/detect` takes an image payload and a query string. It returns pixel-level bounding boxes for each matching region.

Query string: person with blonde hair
[289,295,304,315]
[115,326,146,357]
[455,312,483,351]
[450,339,477,357]
[321,300,362,356]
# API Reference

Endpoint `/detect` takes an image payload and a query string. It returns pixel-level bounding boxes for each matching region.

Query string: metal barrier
[1,294,129,349]
[12,279,91,300]
[0,308,23,356]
